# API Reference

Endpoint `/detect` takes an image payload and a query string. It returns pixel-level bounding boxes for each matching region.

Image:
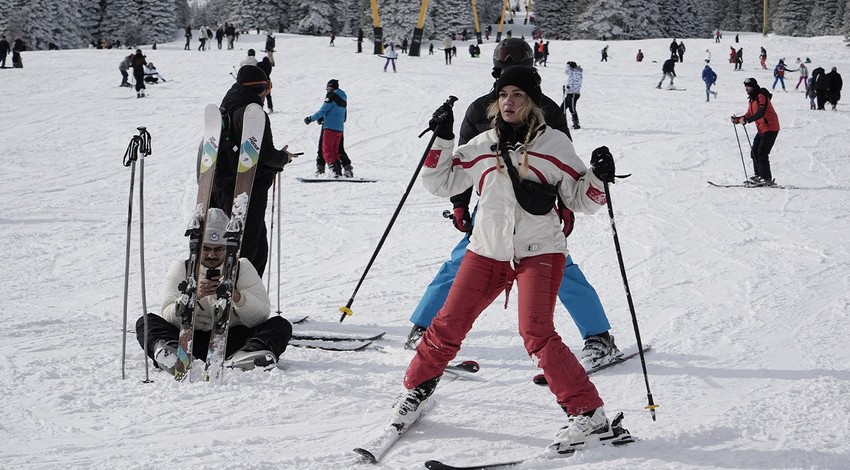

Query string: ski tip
[353,447,378,464]
[423,460,445,469]
[458,360,480,372]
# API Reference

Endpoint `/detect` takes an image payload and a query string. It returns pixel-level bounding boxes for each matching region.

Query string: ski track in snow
[1,30,850,469]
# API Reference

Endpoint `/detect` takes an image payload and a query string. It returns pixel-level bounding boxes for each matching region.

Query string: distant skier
[731,78,780,187]
[772,59,793,91]
[794,58,808,91]
[600,44,608,62]
[384,43,398,72]
[825,67,842,110]
[702,63,718,101]
[656,57,677,89]
[735,48,743,71]
[443,35,453,64]
[131,49,147,97]
[563,61,583,129]
[304,79,349,178]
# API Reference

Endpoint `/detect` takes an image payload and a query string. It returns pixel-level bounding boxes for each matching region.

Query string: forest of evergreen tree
[1,0,848,50]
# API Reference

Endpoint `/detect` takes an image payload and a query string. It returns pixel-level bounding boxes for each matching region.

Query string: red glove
[560,207,575,237]
[451,207,472,233]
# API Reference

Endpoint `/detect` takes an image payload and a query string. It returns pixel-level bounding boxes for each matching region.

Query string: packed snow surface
[1,31,849,469]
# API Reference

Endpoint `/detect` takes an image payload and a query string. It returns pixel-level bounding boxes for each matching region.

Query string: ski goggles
[494,45,533,65]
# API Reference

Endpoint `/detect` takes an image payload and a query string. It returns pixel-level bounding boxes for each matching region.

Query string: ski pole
[339,96,458,323]
[266,175,276,294]
[731,121,749,180]
[602,179,659,421]
[742,122,753,149]
[120,127,151,381]
[276,171,282,314]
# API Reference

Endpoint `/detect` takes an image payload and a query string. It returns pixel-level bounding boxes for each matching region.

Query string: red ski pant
[320,129,343,165]
[404,250,603,415]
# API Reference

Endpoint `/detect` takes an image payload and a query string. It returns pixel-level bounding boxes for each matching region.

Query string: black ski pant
[211,172,274,276]
[133,70,145,92]
[136,313,292,364]
[316,132,351,170]
[563,93,580,127]
[751,130,778,181]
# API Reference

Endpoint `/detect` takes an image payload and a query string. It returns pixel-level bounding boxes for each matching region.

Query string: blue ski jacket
[309,89,347,132]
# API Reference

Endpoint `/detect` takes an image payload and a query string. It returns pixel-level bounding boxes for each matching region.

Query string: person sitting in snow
[135,208,292,374]
[143,62,167,83]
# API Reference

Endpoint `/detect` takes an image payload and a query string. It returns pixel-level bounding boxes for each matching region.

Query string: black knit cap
[236,65,268,89]
[743,77,759,88]
[327,79,339,89]
[494,65,542,105]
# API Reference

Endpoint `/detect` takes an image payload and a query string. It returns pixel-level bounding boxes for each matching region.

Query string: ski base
[296,176,377,183]
[354,399,437,463]
[707,180,796,189]
[533,344,652,386]
[426,412,635,470]
[291,331,386,342]
[289,339,375,351]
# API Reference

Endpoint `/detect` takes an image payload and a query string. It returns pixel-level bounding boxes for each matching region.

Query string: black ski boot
[330,161,342,178]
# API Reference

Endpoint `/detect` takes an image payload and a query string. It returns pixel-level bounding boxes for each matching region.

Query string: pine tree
[771,0,813,36]
[806,0,845,35]
[140,0,179,45]
[428,0,473,42]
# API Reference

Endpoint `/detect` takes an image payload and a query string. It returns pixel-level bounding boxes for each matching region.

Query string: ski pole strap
[123,136,140,167]
[123,128,152,167]
[137,127,152,156]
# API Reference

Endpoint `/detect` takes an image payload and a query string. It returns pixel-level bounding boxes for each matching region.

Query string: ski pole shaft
[266,176,276,294]
[742,122,753,149]
[137,127,152,383]
[732,121,749,180]
[602,180,658,421]
[276,172,282,314]
[120,133,141,380]
[340,96,457,322]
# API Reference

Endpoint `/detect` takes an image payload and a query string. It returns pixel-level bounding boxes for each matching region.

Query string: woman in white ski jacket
[386,66,622,452]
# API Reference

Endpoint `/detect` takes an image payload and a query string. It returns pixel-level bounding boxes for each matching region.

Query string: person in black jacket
[812,67,829,110]
[212,65,299,276]
[656,57,676,89]
[405,38,623,371]
[825,67,842,110]
[131,49,147,97]
[265,33,276,66]
[257,56,274,113]
[0,35,9,68]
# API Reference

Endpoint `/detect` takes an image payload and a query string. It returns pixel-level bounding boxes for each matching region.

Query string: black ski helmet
[493,38,534,71]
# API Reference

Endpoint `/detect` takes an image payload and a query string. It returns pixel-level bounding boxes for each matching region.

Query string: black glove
[590,146,615,183]
[304,116,312,125]
[316,118,324,125]
[429,103,454,140]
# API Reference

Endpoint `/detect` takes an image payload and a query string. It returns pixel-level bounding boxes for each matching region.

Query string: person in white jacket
[563,61,583,129]
[135,208,291,373]
[383,66,628,454]
[383,42,398,72]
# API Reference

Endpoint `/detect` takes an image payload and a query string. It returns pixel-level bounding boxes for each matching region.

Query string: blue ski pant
[409,232,611,339]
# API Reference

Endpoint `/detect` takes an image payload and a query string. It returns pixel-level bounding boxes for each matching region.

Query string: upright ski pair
[173,103,266,382]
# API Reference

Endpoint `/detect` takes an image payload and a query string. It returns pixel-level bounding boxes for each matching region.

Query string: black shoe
[330,161,342,178]
[343,164,354,178]
[404,324,426,350]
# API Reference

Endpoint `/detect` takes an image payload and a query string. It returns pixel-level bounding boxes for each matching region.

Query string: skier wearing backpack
[731,78,780,187]
[212,65,298,276]
[405,39,623,373]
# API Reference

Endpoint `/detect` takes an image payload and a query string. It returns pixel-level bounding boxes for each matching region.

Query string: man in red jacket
[732,78,780,187]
